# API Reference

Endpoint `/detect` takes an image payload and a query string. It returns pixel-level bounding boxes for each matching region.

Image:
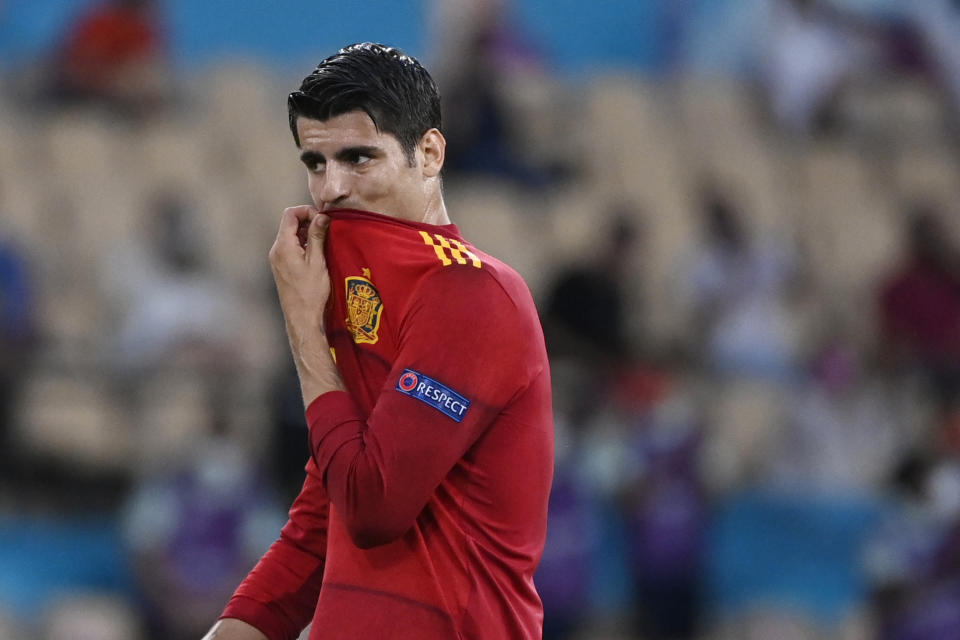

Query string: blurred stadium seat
[42,593,143,640]
[16,371,130,472]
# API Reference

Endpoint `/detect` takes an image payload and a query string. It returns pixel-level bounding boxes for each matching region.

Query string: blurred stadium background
[3,0,960,639]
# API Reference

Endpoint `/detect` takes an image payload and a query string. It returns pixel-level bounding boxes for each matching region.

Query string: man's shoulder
[414,238,530,306]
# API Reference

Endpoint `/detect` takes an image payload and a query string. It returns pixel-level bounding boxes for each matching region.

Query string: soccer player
[202,43,554,640]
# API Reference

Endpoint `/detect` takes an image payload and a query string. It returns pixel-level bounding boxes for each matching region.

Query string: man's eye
[310,162,325,173]
[352,153,371,165]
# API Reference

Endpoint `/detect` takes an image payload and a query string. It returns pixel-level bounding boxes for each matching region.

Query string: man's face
[296,111,426,221]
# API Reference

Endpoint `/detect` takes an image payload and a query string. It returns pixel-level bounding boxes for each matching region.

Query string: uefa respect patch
[395,369,471,422]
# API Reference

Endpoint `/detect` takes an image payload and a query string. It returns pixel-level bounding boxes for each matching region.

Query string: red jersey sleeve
[220,459,329,640]
[306,266,541,548]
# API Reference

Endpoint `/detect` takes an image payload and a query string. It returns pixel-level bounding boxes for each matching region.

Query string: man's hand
[269,205,331,329]
[269,205,345,407]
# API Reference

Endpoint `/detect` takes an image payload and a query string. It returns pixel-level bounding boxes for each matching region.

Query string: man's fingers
[286,204,319,222]
[306,213,330,262]
[273,205,319,255]
[310,212,330,240]
[276,205,319,242]
[271,205,319,269]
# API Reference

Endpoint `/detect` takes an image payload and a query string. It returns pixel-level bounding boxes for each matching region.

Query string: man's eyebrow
[300,150,325,166]
[335,146,380,160]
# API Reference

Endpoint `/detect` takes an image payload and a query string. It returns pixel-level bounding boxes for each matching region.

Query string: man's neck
[420,186,450,226]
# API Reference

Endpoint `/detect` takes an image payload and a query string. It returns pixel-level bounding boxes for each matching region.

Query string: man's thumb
[307,213,329,258]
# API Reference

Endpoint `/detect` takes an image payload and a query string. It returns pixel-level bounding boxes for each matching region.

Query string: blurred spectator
[680,186,801,380]
[543,208,642,365]
[760,0,960,138]
[865,452,960,639]
[123,411,282,640]
[536,417,595,640]
[0,225,38,479]
[771,332,902,493]
[762,0,888,135]
[99,189,244,382]
[430,0,559,185]
[98,188,269,640]
[878,203,960,407]
[42,0,170,117]
[542,208,643,425]
[268,360,311,504]
[619,378,707,640]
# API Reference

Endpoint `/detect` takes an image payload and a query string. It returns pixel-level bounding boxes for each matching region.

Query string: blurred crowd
[3,0,960,639]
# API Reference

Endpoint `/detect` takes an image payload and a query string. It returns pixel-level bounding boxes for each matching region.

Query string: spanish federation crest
[345,271,383,345]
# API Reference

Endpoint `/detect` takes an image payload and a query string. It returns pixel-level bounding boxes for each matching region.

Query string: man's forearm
[202,618,268,640]
[292,332,345,408]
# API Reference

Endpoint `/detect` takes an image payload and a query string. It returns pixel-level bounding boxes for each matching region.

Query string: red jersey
[223,209,554,639]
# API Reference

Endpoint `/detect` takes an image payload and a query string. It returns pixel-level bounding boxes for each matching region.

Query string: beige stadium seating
[43,593,143,640]
[800,142,899,299]
[130,367,214,468]
[16,371,131,472]
[893,148,960,222]
[702,377,790,493]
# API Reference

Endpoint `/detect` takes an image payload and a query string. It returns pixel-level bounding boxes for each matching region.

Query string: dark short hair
[287,43,441,163]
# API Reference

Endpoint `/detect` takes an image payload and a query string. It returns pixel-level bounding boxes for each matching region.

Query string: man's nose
[317,164,350,207]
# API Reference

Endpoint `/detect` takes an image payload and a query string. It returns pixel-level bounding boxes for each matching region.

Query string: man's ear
[419,128,445,178]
